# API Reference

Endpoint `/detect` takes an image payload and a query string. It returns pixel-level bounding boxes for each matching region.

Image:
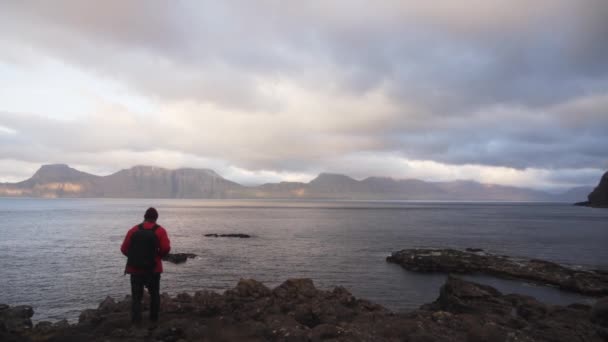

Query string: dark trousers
[130,273,161,323]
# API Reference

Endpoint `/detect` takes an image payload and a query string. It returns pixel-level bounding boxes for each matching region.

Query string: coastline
[3,251,608,341]
[2,276,607,341]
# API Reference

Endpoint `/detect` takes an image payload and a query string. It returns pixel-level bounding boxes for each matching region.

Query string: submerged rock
[3,276,607,341]
[162,253,197,264]
[204,233,251,238]
[387,248,608,296]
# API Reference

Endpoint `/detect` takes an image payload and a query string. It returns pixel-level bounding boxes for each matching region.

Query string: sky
[0,1,606,191]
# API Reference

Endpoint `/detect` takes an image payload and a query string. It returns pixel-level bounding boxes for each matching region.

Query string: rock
[163,253,197,264]
[466,323,508,342]
[387,248,608,296]
[309,323,342,341]
[78,309,100,325]
[35,321,52,329]
[592,297,608,326]
[7,277,608,341]
[204,233,251,238]
[437,275,503,314]
[225,278,271,299]
[53,319,69,329]
[98,296,116,313]
[273,278,318,300]
[0,305,33,333]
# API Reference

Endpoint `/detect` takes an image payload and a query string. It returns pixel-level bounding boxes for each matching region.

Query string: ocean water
[0,198,607,322]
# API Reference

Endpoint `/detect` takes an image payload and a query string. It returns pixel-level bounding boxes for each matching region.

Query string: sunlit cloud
[0,1,606,189]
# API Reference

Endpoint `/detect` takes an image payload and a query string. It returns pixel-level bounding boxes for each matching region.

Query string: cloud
[0,1,607,189]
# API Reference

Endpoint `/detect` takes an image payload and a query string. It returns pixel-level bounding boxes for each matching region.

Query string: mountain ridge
[0,164,593,202]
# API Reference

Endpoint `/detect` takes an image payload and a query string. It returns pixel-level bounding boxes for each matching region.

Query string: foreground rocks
[387,248,608,296]
[3,276,608,341]
[0,304,33,341]
[162,253,197,264]
[576,170,608,208]
[204,233,251,238]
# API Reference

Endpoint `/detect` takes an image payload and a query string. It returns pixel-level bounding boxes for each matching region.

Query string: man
[121,207,171,325]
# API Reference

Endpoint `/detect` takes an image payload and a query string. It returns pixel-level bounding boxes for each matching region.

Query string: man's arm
[120,228,135,256]
[158,227,171,257]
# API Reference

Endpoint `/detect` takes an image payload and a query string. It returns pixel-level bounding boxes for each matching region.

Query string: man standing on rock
[121,207,171,325]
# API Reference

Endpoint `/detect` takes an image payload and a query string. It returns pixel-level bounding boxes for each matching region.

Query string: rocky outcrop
[204,233,251,238]
[387,248,608,296]
[0,304,33,332]
[162,253,197,264]
[593,297,608,326]
[0,304,34,342]
[2,277,607,341]
[577,171,608,208]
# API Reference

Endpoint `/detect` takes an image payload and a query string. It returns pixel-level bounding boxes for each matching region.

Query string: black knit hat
[144,207,159,222]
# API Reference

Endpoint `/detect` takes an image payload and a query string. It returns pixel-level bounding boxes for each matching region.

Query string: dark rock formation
[577,171,608,208]
[0,304,33,342]
[593,297,608,326]
[204,233,251,238]
[2,277,607,341]
[387,248,608,296]
[162,253,197,264]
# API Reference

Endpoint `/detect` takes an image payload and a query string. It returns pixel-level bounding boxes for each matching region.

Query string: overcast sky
[0,1,606,190]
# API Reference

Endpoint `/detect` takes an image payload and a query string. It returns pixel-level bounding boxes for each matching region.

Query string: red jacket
[121,221,171,274]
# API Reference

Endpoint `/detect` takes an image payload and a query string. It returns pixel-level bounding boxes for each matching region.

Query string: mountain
[576,171,608,208]
[0,164,243,199]
[553,186,595,203]
[0,164,589,201]
[99,166,243,198]
[0,164,100,197]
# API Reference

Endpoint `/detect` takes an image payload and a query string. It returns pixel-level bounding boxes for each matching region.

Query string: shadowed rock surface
[162,253,197,264]
[204,233,251,238]
[2,277,607,341]
[387,248,608,296]
[577,171,608,208]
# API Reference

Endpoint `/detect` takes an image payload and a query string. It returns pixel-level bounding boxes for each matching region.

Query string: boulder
[225,278,271,299]
[163,253,197,264]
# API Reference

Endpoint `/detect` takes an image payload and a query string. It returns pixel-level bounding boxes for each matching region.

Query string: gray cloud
[0,1,607,188]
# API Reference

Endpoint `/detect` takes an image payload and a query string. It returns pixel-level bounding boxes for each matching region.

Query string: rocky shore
[387,248,608,296]
[2,276,608,341]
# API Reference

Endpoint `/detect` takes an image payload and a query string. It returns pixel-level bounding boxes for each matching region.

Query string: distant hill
[576,171,608,208]
[0,164,591,201]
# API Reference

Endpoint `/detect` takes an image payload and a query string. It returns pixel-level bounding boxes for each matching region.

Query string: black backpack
[126,224,159,272]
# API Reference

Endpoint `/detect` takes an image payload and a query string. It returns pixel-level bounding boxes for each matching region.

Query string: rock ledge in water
[387,248,608,296]
[204,233,251,238]
[4,276,607,341]
[162,253,197,264]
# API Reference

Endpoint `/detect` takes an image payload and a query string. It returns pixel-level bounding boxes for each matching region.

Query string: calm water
[0,198,607,322]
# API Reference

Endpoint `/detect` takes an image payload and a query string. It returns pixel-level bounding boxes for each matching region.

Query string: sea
[0,198,607,322]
